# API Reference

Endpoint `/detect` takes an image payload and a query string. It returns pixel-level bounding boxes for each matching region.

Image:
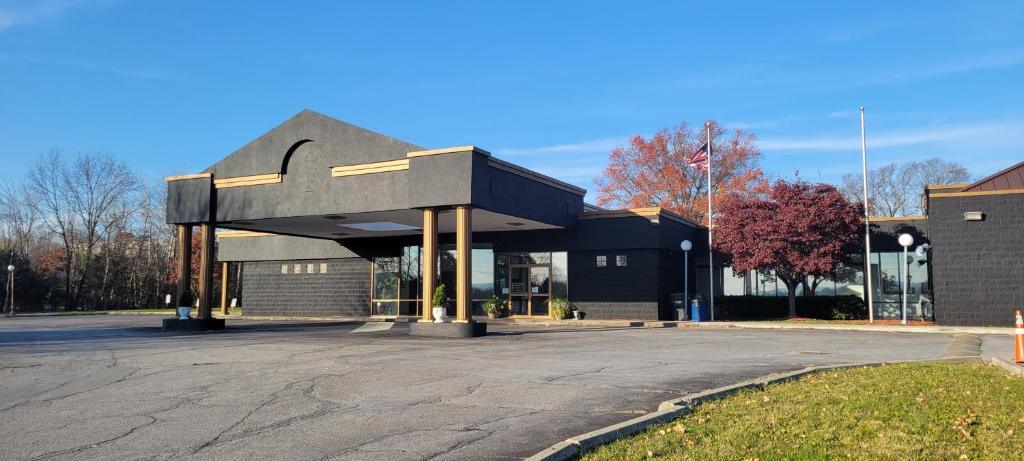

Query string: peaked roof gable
[203,109,425,178]
[961,160,1024,192]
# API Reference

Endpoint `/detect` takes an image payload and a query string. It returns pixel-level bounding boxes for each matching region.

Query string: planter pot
[432,306,446,323]
[572,309,580,320]
[177,306,191,320]
[487,312,496,320]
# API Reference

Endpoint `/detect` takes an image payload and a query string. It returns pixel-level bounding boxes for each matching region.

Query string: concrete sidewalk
[11,311,1017,336]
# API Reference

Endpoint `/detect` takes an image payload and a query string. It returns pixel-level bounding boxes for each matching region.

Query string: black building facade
[168,110,705,325]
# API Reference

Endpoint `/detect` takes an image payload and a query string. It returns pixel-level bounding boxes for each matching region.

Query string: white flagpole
[706,122,715,321]
[860,106,875,324]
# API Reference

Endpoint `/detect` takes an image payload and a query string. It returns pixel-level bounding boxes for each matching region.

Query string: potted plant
[483,296,501,319]
[549,297,571,320]
[431,284,447,323]
[177,291,194,320]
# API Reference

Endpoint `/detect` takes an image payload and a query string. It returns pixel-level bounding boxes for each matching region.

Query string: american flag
[686,143,708,172]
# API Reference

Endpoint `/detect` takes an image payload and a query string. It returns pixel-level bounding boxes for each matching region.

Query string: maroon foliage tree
[714,180,862,317]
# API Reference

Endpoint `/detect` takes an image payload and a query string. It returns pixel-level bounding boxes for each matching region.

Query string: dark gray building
[925,161,1024,326]
[166,110,705,331]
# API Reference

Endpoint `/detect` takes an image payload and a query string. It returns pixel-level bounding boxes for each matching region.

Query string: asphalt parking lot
[0,315,955,460]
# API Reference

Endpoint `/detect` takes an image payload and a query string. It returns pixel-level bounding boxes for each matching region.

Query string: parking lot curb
[991,357,1024,377]
[526,362,877,461]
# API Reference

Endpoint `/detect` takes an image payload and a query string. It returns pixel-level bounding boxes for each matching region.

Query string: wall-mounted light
[963,211,984,221]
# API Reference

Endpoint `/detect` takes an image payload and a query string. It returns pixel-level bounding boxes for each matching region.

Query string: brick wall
[929,194,1024,326]
[240,258,370,317]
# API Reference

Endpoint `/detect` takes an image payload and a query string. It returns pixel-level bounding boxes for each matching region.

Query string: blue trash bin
[690,298,705,322]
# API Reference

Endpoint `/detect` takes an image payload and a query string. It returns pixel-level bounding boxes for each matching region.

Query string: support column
[421,208,437,321]
[220,262,229,315]
[174,225,192,307]
[455,205,472,322]
[196,223,215,319]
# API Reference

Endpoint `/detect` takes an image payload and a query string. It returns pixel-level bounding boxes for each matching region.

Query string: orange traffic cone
[1015,310,1024,364]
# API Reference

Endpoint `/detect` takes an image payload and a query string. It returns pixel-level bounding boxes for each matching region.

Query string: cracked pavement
[0,315,952,460]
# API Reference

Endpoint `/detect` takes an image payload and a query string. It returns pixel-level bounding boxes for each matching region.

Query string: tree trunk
[787,284,797,318]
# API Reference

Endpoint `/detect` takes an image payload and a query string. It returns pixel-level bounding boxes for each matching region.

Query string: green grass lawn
[584,363,1024,460]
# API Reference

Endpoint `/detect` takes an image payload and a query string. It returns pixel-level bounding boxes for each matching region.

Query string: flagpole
[860,106,875,324]
[706,122,714,321]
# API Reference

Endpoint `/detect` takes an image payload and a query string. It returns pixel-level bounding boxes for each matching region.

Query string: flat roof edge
[579,207,700,228]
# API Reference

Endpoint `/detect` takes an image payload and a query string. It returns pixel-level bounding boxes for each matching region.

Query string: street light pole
[681,240,692,311]
[860,107,875,324]
[6,265,14,317]
[898,234,914,325]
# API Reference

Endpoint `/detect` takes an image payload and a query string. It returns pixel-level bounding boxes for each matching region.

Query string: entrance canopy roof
[166,110,585,238]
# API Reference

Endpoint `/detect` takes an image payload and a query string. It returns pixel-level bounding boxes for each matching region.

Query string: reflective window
[596,255,607,267]
[471,249,495,299]
[551,252,568,299]
[615,255,627,267]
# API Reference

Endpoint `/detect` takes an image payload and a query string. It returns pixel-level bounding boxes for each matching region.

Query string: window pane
[371,300,398,316]
[615,255,627,267]
[399,246,420,300]
[471,249,494,299]
[373,257,399,300]
[528,252,551,264]
[551,252,568,299]
[495,253,509,296]
[723,267,746,296]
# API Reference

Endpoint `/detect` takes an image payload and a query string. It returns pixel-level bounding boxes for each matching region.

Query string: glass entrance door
[508,265,551,316]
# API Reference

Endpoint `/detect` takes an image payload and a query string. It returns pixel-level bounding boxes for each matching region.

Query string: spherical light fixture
[5,265,13,272]
[898,233,914,248]
[680,240,692,252]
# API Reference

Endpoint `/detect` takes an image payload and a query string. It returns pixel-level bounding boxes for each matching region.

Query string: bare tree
[841,157,972,217]
[27,150,139,309]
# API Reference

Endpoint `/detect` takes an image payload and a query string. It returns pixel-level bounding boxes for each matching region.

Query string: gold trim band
[925,183,969,191]
[579,207,698,227]
[218,230,275,238]
[406,146,490,158]
[867,215,928,222]
[165,173,212,182]
[214,173,283,189]
[930,188,1024,198]
[331,159,409,177]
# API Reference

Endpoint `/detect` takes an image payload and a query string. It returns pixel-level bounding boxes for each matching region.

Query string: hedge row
[714,295,867,320]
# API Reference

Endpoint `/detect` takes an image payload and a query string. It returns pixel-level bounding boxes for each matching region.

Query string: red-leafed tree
[714,180,862,317]
[595,120,766,225]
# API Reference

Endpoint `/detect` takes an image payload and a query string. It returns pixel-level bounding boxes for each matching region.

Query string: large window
[370,246,422,317]
[718,251,931,320]
[371,247,569,317]
[371,256,399,316]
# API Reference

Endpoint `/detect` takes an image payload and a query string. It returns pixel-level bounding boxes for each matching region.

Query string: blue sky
[1,1,1022,201]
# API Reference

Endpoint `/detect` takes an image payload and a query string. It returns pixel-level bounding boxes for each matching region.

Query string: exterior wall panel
[241,258,370,317]
[929,194,1024,326]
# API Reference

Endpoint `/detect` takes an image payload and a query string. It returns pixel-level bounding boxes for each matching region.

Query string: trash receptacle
[690,295,708,322]
[670,293,688,320]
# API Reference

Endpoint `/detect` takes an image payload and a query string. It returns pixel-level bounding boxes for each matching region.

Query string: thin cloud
[0,53,181,80]
[760,120,1024,153]
[0,0,115,31]
[672,49,1024,91]
[496,136,626,156]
